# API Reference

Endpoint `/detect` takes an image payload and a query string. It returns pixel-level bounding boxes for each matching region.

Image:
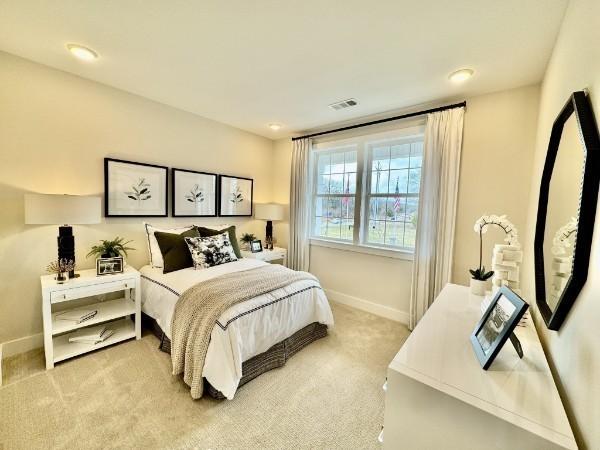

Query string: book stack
[56,309,97,324]
[68,324,115,345]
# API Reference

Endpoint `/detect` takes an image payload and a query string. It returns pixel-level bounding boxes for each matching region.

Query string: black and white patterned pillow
[184,232,238,269]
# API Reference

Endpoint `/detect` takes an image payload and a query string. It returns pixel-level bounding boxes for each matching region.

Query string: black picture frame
[171,168,218,217]
[218,174,254,217]
[470,286,528,370]
[104,158,168,217]
[96,256,124,276]
[250,239,263,253]
[534,91,600,330]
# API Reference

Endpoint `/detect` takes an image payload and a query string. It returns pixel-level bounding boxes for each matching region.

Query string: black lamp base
[58,225,77,278]
[265,220,274,250]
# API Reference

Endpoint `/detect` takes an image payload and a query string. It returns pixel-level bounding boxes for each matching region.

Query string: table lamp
[25,194,101,278]
[254,203,284,249]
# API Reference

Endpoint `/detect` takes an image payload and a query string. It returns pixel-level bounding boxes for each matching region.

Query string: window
[310,127,424,254]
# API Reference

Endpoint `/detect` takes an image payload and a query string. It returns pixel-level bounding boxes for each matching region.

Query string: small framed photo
[250,240,263,253]
[218,175,253,217]
[172,168,217,217]
[470,286,528,370]
[96,257,124,276]
[105,158,168,217]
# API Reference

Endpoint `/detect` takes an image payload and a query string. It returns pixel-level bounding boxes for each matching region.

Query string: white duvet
[140,259,334,399]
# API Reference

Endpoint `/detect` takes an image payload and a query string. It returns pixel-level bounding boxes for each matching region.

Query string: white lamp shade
[25,194,101,225]
[254,203,284,221]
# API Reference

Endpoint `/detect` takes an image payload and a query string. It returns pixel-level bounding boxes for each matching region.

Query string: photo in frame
[219,175,253,217]
[250,239,263,253]
[172,168,217,217]
[470,286,528,370]
[96,257,124,275]
[105,158,168,217]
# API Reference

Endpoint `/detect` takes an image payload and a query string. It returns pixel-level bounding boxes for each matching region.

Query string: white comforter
[140,259,334,399]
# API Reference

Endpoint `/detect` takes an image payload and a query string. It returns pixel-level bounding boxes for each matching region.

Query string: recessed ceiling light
[268,123,282,131]
[66,44,99,61]
[448,68,474,83]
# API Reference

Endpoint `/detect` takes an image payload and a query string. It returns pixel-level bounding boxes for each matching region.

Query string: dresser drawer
[50,277,137,303]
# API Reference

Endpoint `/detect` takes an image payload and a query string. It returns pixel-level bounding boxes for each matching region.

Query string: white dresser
[383,283,577,450]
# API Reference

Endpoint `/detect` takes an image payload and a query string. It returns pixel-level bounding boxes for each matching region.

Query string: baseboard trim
[325,289,409,325]
[1,333,44,358]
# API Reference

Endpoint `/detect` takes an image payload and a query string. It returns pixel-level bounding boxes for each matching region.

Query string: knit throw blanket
[171,264,318,399]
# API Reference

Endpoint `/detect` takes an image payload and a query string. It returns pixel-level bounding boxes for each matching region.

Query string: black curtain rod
[291,101,466,141]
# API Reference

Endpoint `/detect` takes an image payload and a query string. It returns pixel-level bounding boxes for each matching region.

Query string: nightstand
[242,247,287,266]
[41,266,141,370]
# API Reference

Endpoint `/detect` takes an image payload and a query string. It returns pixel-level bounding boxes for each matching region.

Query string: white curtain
[409,108,465,329]
[288,138,312,271]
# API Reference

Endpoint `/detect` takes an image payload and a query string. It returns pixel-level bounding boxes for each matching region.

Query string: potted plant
[240,233,256,251]
[471,214,520,295]
[87,237,135,259]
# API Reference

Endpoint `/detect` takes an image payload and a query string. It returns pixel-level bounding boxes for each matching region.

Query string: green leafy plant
[87,237,135,259]
[240,233,256,244]
[469,266,494,281]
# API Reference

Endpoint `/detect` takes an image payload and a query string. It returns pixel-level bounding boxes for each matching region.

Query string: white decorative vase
[470,279,487,296]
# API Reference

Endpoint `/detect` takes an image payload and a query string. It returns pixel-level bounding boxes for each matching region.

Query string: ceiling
[0,0,568,139]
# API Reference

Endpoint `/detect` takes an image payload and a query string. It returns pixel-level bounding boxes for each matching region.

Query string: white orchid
[552,217,578,255]
[474,214,520,246]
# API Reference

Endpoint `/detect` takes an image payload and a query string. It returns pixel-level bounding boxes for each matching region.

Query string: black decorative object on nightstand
[58,225,76,278]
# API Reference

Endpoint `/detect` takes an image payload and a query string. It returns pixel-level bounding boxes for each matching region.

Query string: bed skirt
[141,313,328,399]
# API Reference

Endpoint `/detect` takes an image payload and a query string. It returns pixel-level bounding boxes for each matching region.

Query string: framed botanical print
[172,168,217,217]
[218,175,253,217]
[104,158,168,217]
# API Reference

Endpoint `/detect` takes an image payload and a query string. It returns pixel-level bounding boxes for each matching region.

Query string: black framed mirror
[534,91,600,330]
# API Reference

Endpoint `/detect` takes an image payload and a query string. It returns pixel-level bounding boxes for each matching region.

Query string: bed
[140,258,334,399]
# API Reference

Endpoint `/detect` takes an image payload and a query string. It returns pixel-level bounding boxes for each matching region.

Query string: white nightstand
[41,266,141,370]
[242,247,287,266]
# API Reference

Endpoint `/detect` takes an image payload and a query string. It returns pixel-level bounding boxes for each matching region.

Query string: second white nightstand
[41,266,141,370]
[241,247,287,266]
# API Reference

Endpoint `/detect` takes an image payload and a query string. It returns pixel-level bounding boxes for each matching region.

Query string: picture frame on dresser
[172,168,218,217]
[470,286,528,370]
[218,175,253,217]
[104,158,168,217]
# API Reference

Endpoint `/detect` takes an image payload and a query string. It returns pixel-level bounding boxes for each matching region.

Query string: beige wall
[452,85,540,286]
[0,51,274,343]
[521,0,600,447]
[273,85,540,318]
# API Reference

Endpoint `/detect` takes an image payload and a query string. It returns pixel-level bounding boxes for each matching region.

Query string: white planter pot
[470,279,487,296]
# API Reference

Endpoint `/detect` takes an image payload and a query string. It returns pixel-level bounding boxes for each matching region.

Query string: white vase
[470,279,487,296]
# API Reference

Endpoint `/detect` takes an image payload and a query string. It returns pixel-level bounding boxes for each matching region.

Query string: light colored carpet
[1,303,409,450]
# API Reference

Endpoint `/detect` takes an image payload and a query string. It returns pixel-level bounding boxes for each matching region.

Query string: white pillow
[144,223,194,268]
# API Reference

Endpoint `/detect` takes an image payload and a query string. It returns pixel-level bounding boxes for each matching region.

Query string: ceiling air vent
[328,98,358,111]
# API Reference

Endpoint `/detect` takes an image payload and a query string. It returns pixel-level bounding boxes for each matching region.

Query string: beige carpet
[1,303,409,450]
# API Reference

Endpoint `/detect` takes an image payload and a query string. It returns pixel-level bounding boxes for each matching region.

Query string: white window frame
[309,125,425,259]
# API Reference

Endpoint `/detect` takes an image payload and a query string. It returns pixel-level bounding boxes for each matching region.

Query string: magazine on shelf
[55,309,97,324]
[68,324,114,344]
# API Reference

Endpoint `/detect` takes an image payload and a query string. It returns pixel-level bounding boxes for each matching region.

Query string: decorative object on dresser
[104,158,168,217]
[25,194,101,278]
[41,266,141,370]
[218,174,253,216]
[470,286,528,370]
[470,214,521,295]
[86,236,134,275]
[254,203,285,249]
[46,259,76,284]
[534,90,600,330]
[250,239,263,253]
[242,246,287,266]
[172,168,217,217]
[239,232,257,251]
